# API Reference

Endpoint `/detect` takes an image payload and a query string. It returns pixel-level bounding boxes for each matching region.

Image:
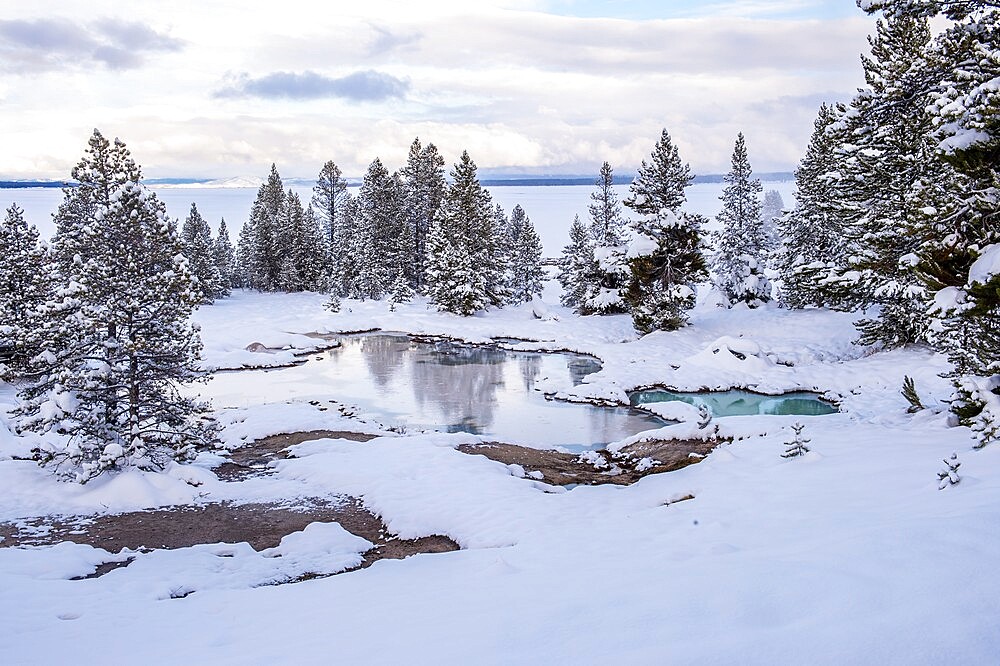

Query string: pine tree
[862,0,1000,441]
[401,138,446,290]
[276,193,327,292]
[782,422,811,458]
[181,203,222,303]
[312,160,348,253]
[624,131,707,332]
[16,130,212,482]
[424,151,504,314]
[840,15,942,347]
[778,103,852,308]
[507,206,545,304]
[712,133,771,307]
[0,204,50,377]
[589,161,626,245]
[576,162,631,315]
[388,271,415,311]
[625,211,707,332]
[424,222,486,315]
[355,159,410,299]
[212,218,235,296]
[236,164,286,292]
[624,128,694,216]
[557,214,597,310]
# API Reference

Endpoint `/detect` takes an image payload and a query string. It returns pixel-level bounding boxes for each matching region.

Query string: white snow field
[2,289,998,665]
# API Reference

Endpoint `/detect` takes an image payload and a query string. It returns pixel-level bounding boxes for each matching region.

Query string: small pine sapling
[388,272,414,312]
[324,292,342,313]
[901,375,924,413]
[697,403,713,430]
[782,422,811,458]
[937,453,961,490]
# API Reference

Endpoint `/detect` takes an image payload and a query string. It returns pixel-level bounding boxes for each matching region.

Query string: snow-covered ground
[1,288,997,665]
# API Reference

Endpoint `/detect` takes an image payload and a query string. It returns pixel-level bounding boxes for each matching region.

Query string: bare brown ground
[0,430,456,580]
[215,430,378,481]
[458,437,721,486]
[0,497,458,576]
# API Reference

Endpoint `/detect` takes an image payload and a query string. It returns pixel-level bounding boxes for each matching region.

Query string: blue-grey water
[630,388,837,417]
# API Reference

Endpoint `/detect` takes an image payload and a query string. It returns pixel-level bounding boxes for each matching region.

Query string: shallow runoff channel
[205,333,668,450]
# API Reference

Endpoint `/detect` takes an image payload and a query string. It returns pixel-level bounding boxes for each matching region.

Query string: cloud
[214,70,410,102]
[0,17,182,72]
[367,23,422,55]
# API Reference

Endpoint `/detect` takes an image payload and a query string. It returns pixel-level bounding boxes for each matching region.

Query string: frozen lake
[1,180,796,257]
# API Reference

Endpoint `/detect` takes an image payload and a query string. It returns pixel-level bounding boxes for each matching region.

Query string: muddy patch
[216,430,379,481]
[0,497,458,577]
[459,437,721,486]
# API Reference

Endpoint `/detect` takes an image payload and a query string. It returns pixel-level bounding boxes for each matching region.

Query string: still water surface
[630,389,838,417]
[208,333,668,449]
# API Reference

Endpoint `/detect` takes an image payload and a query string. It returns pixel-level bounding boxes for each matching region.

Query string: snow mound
[637,400,701,423]
[686,336,775,372]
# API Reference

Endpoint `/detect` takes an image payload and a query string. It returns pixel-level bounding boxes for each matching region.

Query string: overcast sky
[0,1,874,180]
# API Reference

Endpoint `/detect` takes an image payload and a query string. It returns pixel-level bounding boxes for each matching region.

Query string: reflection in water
[410,345,507,434]
[518,354,542,391]
[630,389,838,417]
[568,357,603,386]
[361,335,408,388]
[308,333,666,448]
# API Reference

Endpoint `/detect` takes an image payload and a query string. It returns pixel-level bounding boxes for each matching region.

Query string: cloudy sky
[0,1,874,180]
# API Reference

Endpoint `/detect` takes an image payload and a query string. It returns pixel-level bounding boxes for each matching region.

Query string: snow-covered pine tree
[276,193,327,292]
[782,422,811,458]
[589,161,626,246]
[778,103,851,308]
[862,0,1000,445]
[506,206,545,304]
[937,452,961,489]
[311,160,349,289]
[424,151,505,314]
[17,129,212,482]
[212,218,235,296]
[312,160,348,255]
[355,159,411,300]
[712,133,772,307]
[401,138,446,290]
[579,162,630,315]
[624,129,694,216]
[181,203,222,303]
[424,220,486,315]
[624,211,707,333]
[236,164,286,291]
[624,130,707,332]
[557,214,597,310]
[388,271,415,311]
[0,203,50,377]
[836,15,943,348]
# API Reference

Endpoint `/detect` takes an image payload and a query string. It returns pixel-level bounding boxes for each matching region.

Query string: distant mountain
[153,176,266,189]
[0,179,71,189]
